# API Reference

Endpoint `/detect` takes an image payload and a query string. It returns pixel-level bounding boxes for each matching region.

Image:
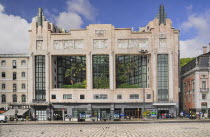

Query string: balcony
[200,88,209,93]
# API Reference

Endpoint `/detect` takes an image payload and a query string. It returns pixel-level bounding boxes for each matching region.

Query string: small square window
[117,94,122,99]
[51,94,56,99]
[147,94,151,99]
[80,94,85,99]
[202,94,206,99]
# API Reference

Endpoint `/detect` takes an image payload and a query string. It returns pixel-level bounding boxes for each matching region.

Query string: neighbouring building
[0,54,30,116]
[1,5,180,121]
[181,46,210,118]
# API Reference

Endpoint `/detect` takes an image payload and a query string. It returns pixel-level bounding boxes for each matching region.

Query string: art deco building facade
[181,46,210,118]
[1,5,180,121]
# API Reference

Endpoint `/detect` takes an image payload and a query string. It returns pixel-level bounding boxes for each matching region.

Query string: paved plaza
[0,121,210,137]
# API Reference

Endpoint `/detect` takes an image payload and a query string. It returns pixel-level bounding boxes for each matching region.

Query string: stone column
[121,107,125,120]
[110,52,114,89]
[110,104,114,121]
[169,52,174,101]
[87,52,92,89]
[195,72,200,109]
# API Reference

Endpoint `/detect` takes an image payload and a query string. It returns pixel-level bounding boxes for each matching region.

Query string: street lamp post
[138,50,148,119]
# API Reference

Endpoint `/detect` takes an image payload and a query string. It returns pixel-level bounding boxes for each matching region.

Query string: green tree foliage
[180,57,195,67]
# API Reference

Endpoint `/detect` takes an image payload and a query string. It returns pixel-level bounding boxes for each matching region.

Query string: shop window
[80,94,85,99]
[51,94,56,99]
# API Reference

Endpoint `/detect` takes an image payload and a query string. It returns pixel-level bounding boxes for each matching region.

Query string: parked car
[0,115,7,123]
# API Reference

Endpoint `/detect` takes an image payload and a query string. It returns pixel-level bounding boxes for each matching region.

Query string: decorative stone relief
[53,40,84,49]
[118,39,148,49]
[118,39,128,48]
[159,38,167,48]
[36,40,43,50]
[95,30,106,37]
[93,39,108,49]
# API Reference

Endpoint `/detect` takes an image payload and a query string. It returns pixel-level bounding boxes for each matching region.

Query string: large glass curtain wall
[93,55,109,89]
[116,55,147,88]
[57,56,86,88]
[157,54,169,101]
[35,56,46,101]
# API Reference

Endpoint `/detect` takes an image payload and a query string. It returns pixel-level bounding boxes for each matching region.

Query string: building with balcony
[1,5,180,121]
[181,46,210,118]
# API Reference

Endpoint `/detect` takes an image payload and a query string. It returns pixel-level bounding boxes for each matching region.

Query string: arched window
[22,72,25,77]
[12,94,17,102]
[21,60,26,66]
[1,94,6,103]
[21,95,26,102]
[1,60,6,67]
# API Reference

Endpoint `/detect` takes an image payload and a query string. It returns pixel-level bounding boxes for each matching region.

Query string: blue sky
[0,0,210,57]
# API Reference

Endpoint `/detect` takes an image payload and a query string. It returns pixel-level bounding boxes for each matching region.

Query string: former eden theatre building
[0,5,180,121]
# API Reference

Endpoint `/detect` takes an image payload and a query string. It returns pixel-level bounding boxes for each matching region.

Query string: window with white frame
[93,94,108,99]
[202,81,206,89]
[2,84,5,90]
[22,84,26,89]
[1,60,6,67]
[22,72,25,77]
[63,94,72,99]
[21,60,26,66]
[130,94,139,99]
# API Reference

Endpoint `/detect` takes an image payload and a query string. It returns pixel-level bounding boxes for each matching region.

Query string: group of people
[158,113,175,119]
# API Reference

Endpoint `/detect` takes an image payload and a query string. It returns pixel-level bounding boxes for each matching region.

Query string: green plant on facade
[64,62,86,88]
[116,57,138,88]
[94,73,109,89]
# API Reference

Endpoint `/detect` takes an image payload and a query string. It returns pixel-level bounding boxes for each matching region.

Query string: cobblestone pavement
[1,122,210,137]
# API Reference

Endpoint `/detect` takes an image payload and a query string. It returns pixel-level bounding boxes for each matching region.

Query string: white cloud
[186,5,193,11]
[54,0,96,30]
[0,3,30,54]
[56,12,83,30]
[180,10,210,58]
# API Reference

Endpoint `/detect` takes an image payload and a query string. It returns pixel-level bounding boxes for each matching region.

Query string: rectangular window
[35,56,46,101]
[117,94,122,99]
[56,56,86,88]
[2,84,5,90]
[13,60,17,69]
[130,94,139,99]
[202,81,206,89]
[13,84,17,92]
[13,72,17,80]
[93,94,108,99]
[80,94,85,99]
[22,72,25,77]
[22,84,25,89]
[202,94,206,99]
[63,94,72,99]
[147,94,151,99]
[116,55,147,88]
[51,94,56,99]
[157,54,169,101]
[1,72,5,78]
[21,60,26,66]
[93,55,109,89]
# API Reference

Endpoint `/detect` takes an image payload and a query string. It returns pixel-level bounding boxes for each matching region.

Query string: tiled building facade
[1,5,180,121]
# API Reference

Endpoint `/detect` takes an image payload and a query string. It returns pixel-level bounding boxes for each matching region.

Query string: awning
[3,109,16,116]
[3,109,29,116]
[17,109,29,115]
